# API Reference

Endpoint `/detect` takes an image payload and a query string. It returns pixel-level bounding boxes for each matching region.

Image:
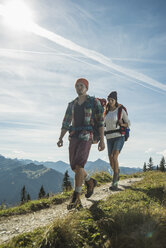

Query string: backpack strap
[116,105,123,127]
[116,105,128,126]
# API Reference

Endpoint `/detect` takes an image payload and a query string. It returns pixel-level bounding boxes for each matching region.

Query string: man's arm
[57,129,68,147]
[57,103,72,147]
[94,99,105,151]
[98,126,105,151]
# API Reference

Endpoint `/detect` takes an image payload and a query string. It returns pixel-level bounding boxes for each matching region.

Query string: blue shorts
[107,136,125,155]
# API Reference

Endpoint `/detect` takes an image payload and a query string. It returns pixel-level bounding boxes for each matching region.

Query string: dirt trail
[0,177,142,244]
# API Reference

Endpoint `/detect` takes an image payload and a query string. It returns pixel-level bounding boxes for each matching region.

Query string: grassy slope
[1,171,166,248]
[0,192,72,217]
[0,171,132,217]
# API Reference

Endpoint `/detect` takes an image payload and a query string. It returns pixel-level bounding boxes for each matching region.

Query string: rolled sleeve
[94,99,104,128]
[61,103,72,130]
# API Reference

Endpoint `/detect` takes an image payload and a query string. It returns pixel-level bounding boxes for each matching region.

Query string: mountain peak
[24,163,45,171]
[95,158,104,162]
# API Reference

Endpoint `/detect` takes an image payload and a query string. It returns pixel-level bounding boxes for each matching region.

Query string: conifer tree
[159,156,165,172]
[27,193,31,201]
[21,185,27,203]
[62,170,72,192]
[156,165,159,170]
[147,157,153,171]
[38,185,46,199]
[143,162,147,172]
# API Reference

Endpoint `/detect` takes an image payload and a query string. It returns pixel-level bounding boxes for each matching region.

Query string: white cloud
[32,23,166,92]
[157,150,166,157]
[145,148,154,153]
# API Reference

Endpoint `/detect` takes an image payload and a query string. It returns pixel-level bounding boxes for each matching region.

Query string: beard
[77,91,84,96]
[76,89,86,96]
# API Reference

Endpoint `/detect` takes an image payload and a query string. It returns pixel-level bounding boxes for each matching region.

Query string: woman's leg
[108,154,114,171]
[109,150,120,189]
[107,139,114,171]
[112,150,120,175]
[111,136,125,177]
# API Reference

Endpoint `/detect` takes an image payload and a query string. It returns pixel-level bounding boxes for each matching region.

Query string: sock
[75,186,82,194]
[84,174,90,182]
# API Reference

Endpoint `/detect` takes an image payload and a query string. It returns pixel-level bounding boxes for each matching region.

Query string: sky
[0,0,165,168]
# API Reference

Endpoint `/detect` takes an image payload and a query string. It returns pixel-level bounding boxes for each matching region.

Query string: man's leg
[67,166,84,210]
[74,166,87,192]
[72,139,96,199]
[68,138,93,208]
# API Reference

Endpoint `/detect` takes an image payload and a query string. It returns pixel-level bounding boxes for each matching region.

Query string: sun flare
[2,0,34,31]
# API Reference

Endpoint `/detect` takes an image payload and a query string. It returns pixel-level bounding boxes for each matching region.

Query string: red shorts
[69,138,92,170]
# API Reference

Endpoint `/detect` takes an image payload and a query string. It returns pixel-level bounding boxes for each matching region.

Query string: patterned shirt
[61,95,104,141]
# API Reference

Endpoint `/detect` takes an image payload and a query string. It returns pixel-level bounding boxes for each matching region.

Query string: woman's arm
[119,109,130,128]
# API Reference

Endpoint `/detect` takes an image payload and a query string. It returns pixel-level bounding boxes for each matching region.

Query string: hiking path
[0,177,142,244]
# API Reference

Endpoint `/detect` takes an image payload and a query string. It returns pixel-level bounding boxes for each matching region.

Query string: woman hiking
[104,91,130,190]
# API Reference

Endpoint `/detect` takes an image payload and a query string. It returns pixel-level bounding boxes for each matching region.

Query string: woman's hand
[119,119,128,128]
[118,119,123,125]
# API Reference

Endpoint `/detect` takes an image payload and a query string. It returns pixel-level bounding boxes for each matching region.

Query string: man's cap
[75,78,89,89]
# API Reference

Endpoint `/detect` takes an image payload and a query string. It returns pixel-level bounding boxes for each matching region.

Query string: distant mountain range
[0,154,142,206]
[0,155,66,206]
[19,158,142,176]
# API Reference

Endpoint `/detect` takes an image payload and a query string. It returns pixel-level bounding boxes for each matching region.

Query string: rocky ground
[0,177,142,244]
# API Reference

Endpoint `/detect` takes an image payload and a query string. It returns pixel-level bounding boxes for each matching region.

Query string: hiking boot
[85,178,97,198]
[112,173,119,184]
[109,182,118,191]
[109,185,118,191]
[67,191,83,210]
[109,174,118,190]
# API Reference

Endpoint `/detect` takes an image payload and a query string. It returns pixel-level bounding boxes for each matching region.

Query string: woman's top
[105,107,130,140]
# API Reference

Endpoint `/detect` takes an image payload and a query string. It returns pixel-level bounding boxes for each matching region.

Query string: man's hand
[98,140,105,151]
[57,138,63,147]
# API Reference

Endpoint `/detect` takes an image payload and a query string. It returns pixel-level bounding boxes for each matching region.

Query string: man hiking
[57,78,105,210]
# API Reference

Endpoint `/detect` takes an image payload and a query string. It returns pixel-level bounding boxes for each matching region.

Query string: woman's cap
[108,91,117,101]
[75,78,89,90]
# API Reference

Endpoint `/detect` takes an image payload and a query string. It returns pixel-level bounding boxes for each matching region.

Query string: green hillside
[0,171,166,248]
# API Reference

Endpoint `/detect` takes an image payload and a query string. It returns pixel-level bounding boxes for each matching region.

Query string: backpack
[117,105,130,141]
[90,97,106,144]
[104,105,130,141]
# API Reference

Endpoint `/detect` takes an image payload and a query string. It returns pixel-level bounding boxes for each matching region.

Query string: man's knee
[75,165,84,173]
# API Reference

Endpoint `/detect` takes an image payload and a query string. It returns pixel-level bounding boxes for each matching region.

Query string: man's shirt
[62,95,104,141]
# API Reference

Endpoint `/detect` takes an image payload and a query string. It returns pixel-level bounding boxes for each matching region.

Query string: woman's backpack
[117,105,130,141]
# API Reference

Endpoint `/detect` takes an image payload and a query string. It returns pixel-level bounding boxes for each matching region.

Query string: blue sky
[0,0,165,168]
